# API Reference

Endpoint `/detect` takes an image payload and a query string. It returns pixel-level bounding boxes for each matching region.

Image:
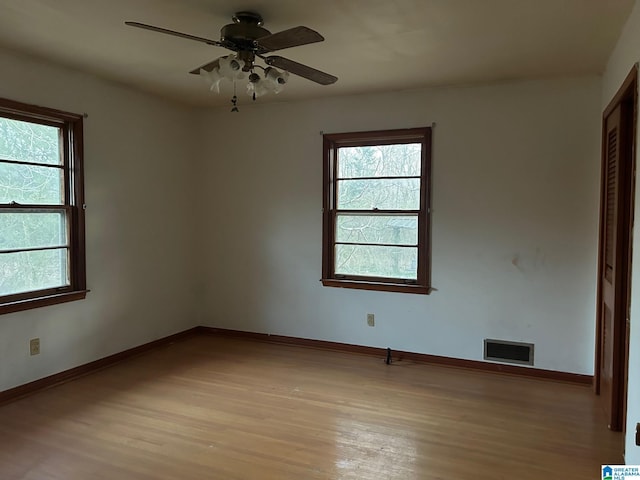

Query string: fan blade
[256,26,324,52]
[189,59,220,75]
[264,56,337,85]
[125,21,223,47]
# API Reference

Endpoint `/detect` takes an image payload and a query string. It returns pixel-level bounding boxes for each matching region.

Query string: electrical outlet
[367,313,375,327]
[30,338,40,356]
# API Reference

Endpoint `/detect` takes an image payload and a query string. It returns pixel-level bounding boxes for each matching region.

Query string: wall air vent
[484,339,534,366]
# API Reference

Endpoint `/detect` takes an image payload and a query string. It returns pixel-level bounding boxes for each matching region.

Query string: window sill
[0,290,89,316]
[321,278,431,295]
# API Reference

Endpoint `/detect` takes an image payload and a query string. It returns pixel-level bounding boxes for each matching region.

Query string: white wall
[602,0,640,463]
[0,48,199,391]
[197,76,602,375]
[0,37,605,404]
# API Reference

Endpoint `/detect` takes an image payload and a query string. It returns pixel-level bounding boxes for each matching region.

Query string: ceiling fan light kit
[125,11,337,111]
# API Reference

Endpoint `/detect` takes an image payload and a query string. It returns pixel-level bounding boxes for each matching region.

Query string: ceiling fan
[125,11,338,108]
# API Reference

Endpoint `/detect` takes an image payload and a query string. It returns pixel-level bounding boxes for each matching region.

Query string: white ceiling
[0,0,633,107]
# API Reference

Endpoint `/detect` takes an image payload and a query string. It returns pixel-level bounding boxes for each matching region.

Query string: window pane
[0,212,67,250]
[337,178,420,210]
[0,248,69,296]
[0,162,63,204]
[0,118,61,165]
[336,215,418,246]
[338,143,421,178]
[335,244,417,280]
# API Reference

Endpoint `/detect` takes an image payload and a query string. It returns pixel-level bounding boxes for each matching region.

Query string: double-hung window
[0,98,86,315]
[322,127,432,294]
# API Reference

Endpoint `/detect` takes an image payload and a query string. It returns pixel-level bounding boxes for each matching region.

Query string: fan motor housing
[221,21,270,51]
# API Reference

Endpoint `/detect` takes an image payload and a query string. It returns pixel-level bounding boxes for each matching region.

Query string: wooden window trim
[0,98,86,316]
[322,127,432,294]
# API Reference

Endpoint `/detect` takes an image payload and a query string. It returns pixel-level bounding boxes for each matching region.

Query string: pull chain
[231,81,239,112]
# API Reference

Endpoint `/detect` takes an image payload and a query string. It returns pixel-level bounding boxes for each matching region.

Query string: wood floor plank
[0,335,622,479]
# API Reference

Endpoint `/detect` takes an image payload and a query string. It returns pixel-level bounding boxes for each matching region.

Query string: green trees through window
[0,98,86,315]
[322,128,432,294]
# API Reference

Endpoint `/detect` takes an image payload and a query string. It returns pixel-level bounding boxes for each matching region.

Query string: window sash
[0,248,70,298]
[335,178,421,211]
[332,211,421,281]
[0,116,63,167]
[335,212,419,247]
[0,163,65,206]
[334,244,419,281]
[0,206,70,253]
[0,204,73,300]
[337,142,422,178]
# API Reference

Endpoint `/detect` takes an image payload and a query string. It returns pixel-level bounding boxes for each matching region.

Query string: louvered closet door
[599,103,624,430]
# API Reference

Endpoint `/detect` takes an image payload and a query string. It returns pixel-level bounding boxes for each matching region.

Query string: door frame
[595,64,638,431]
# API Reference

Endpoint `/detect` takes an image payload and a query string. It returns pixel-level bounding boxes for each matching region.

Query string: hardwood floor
[0,335,622,479]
